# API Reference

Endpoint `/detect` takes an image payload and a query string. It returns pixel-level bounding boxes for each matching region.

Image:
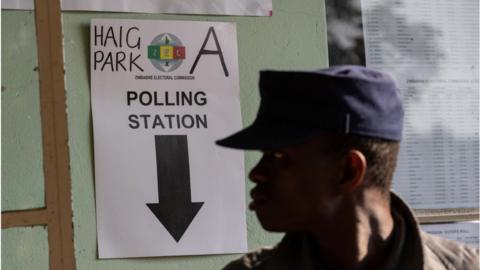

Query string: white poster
[91,18,247,258]
[361,0,479,209]
[422,221,479,247]
[2,0,272,16]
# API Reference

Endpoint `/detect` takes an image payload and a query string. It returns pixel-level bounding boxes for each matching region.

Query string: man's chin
[255,213,287,232]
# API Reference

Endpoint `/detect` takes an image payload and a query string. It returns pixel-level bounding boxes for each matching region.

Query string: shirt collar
[264,192,426,270]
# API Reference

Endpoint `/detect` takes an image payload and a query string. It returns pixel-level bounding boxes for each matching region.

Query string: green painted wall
[2,0,328,268]
[1,227,50,270]
[1,11,45,211]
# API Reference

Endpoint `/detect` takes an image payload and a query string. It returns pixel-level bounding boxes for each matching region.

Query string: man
[216,66,479,270]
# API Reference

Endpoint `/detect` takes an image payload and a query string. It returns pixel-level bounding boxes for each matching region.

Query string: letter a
[190,27,229,77]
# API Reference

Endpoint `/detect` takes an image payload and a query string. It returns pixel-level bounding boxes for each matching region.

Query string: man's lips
[249,186,269,210]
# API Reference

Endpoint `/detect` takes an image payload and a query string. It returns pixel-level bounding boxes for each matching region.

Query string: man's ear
[339,150,367,193]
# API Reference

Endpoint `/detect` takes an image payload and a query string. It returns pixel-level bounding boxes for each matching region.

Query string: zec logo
[148,33,186,72]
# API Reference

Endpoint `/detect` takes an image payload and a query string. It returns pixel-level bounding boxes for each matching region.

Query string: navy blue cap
[216,65,404,150]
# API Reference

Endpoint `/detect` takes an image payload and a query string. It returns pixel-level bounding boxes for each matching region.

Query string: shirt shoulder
[422,231,479,270]
[222,246,277,270]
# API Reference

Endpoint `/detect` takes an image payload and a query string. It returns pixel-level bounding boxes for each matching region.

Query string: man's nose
[249,158,269,184]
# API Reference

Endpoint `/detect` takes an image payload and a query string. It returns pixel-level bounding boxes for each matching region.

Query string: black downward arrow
[147,135,204,242]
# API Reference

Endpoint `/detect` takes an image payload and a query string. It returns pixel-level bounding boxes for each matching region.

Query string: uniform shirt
[224,193,479,270]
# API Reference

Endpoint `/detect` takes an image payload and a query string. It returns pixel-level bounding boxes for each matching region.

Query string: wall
[2,0,328,268]
[2,11,44,212]
[1,11,50,270]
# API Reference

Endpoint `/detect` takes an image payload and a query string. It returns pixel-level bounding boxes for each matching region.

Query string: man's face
[249,135,344,232]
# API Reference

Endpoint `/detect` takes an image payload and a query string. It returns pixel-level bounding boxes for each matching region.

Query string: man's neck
[310,189,395,270]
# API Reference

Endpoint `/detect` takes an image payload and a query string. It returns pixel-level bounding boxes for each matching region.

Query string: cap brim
[216,122,324,150]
